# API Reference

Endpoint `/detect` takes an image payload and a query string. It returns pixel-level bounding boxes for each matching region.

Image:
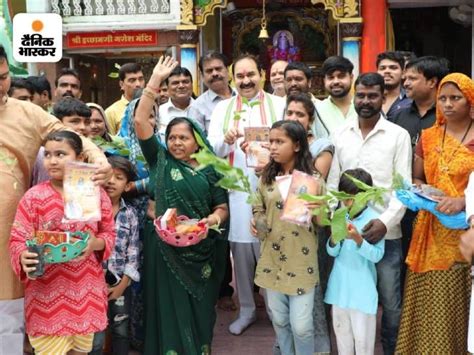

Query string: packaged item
[35,231,68,245]
[412,184,445,202]
[280,170,321,227]
[244,127,270,168]
[63,162,101,222]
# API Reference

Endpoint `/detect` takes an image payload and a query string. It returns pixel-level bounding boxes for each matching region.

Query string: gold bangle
[142,87,158,101]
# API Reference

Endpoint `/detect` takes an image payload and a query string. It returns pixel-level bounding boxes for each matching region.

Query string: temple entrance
[222,2,337,97]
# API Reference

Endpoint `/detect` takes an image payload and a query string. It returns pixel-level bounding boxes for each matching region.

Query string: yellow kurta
[105,95,129,135]
[0,98,106,300]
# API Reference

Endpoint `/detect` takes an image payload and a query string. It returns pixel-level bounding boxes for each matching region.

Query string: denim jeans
[376,239,402,355]
[89,287,131,355]
[267,288,315,355]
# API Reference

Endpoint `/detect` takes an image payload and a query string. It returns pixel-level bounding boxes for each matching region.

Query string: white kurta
[208,91,285,243]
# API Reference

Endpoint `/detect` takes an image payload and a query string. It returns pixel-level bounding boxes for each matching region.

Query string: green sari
[139,118,228,355]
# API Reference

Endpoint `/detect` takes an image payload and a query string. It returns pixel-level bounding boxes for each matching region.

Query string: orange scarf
[407,73,474,273]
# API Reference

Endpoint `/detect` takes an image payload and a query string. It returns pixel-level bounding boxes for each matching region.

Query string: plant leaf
[343,173,374,192]
[108,72,119,79]
[331,207,348,243]
[249,101,261,108]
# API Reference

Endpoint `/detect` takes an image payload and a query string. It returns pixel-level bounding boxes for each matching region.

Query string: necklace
[438,119,473,173]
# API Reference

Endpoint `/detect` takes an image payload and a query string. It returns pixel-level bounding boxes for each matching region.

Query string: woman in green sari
[134,56,229,355]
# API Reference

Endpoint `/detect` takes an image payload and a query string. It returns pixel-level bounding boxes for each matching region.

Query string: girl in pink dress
[9,130,115,355]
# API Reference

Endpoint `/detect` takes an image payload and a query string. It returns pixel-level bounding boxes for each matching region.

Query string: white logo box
[13,13,62,63]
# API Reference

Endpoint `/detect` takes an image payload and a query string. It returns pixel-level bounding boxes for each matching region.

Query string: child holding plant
[252,120,324,354]
[324,168,385,355]
[9,131,115,355]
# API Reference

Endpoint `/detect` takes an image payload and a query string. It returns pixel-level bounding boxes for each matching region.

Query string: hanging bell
[258,28,269,40]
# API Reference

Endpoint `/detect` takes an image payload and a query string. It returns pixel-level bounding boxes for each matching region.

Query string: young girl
[324,168,385,355]
[9,130,115,355]
[253,120,323,354]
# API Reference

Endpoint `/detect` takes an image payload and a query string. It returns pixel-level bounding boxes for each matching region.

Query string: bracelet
[147,84,161,94]
[142,87,159,101]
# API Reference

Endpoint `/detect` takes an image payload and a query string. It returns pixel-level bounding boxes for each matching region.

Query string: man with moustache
[269,60,288,97]
[208,54,285,335]
[391,56,449,148]
[313,56,357,139]
[54,68,82,102]
[327,73,412,355]
[376,51,412,121]
[188,51,234,135]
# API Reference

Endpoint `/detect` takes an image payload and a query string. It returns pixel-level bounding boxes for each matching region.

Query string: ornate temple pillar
[360,0,387,72]
[178,29,200,96]
[340,20,362,78]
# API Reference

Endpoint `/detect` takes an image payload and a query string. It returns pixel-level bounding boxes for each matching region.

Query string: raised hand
[149,56,179,89]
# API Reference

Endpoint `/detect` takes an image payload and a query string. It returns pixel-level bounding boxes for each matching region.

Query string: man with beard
[105,62,145,135]
[188,51,234,135]
[54,68,82,102]
[269,60,288,97]
[158,66,194,138]
[314,56,357,139]
[208,54,285,335]
[327,73,412,355]
[376,51,412,121]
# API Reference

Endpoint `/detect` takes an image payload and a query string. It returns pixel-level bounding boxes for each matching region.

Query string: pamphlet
[63,162,101,222]
[244,127,270,168]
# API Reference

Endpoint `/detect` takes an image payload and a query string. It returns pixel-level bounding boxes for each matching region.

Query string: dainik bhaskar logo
[13,13,62,63]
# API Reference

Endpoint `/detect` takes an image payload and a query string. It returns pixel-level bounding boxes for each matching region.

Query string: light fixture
[258,0,269,40]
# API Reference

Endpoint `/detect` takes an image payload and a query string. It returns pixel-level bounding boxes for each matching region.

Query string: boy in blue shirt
[324,168,385,355]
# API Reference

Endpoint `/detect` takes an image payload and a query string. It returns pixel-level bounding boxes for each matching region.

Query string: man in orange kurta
[0,45,111,355]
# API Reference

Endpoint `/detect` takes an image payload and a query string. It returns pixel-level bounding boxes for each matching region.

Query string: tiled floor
[212,299,384,355]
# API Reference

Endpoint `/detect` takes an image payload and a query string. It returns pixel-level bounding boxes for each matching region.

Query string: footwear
[228,315,257,335]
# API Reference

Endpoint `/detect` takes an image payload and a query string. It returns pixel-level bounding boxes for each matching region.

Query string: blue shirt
[324,206,385,315]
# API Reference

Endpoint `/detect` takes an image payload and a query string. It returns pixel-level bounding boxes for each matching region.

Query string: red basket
[154,215,208,247]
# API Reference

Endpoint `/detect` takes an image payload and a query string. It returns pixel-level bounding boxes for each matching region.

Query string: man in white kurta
[208,55,285,335]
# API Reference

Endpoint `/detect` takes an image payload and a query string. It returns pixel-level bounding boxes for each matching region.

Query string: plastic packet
[280,170,321,227]
[244,127,270,168]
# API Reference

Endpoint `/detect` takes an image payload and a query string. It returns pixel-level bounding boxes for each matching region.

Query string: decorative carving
[106,0,115,15]
[127,0,137,14]
[62,0,72,16]
[180,0,195,26]
[194,0,228,27]
[94,0,104,15]
[179,30,200,44]
[84,0,93,15]
[310,0,359,19]
[160,0,170,13]
[150,0,160,12]
[72,0,82,16]
[340,22,362,38]
[117,0,126,15]
[51,0,61,14]
[138,0,147,14]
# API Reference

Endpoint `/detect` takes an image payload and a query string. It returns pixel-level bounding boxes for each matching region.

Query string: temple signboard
[66,30,158,49]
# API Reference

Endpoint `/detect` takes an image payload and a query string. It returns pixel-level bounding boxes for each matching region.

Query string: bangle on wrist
[146,84,161,94]
[142,87,158,101]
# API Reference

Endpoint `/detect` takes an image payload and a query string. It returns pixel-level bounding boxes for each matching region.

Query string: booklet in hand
[280,170,322,227]
[244,127,270,168]
[63,162,101,222]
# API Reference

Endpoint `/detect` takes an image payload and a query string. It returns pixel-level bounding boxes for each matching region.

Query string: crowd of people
[0,42,473,355]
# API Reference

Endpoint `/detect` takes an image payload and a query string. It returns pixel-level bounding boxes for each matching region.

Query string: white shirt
[327,115,413,240]
[158,98,194,139]
[208,91,285,243]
